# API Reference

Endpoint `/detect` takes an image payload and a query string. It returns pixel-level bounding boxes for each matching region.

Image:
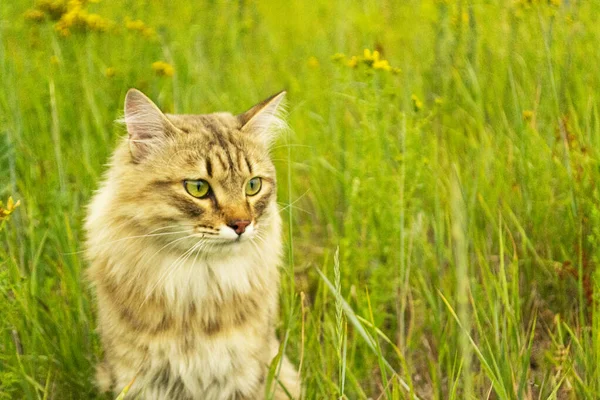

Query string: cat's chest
[131,249,276,338]
[143,329,268,399]
[134,252,275,398]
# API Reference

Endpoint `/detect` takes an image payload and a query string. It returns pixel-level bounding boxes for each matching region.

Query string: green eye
[184,179,210,198]
[245,177,262,196]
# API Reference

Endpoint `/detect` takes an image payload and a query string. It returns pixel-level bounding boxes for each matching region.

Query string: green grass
[1,0,600,399]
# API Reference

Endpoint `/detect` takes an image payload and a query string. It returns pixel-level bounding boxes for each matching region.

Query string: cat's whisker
[63,226,193,256]
[145,224,196,234]
[150,237,215,293]
[98,229,194,248]
[269,143,312,151]
[248,239,266,265]
[252,233,266,246]
[140,238,205,308]
[185,240,206,284]
[277,203,312,216]
[277,189,310,212]
[140,234,197,268]
[168,240,203,278]
[159,239,211,295]
[252,231,263,240]
[128,235,196,285]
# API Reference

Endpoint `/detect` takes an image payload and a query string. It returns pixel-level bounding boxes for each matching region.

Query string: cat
[85,88,300,399]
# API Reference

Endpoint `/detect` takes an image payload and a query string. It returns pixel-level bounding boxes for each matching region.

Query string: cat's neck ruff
[143,237,280,307]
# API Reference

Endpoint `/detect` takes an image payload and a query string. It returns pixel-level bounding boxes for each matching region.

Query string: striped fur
[85,89,300,399]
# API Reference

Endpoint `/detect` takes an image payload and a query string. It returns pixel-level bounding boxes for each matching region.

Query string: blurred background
[1,1,600,399]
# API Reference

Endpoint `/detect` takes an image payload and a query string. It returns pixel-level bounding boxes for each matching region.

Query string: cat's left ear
[123,88,180,161]
[238,91,287,146]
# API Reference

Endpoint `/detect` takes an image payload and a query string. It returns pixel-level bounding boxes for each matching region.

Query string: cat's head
[109,88,286,253]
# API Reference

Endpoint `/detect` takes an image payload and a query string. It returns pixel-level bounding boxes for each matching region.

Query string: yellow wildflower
[522,110,534,121]
[50,55,60,65]
[373,59,391,71]
[347,56,358,68]
[37,0,67,20]
[105,67,116,78]
[0,197,21,223]
[411,94,423,112]
[335,49,399,73]
[152,61,175,77]
[307,56,320,68]
[362,49,378,66]
[53,1,111,34]
[365,49,381,63]
[125,17,155,38]
[434,96,444,105]
[64,10,80,26]
[85,13,109,31]
[67,0,83,10]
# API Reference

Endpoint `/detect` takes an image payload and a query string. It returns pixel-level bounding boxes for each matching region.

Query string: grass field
[2,0,600,399]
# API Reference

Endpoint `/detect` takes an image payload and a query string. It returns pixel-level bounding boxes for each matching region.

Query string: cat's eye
[245,177,262,196]
[184,179,211,198]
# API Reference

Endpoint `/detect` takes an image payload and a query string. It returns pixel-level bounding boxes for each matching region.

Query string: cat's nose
[227,220,251,235]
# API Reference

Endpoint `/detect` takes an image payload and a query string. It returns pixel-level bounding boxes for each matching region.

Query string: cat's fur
[85,89,300,399]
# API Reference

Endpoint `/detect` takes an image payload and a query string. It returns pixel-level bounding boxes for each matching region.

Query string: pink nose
[227,220,251,235]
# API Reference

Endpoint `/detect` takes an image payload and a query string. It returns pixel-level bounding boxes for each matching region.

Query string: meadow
[1,0,600,399]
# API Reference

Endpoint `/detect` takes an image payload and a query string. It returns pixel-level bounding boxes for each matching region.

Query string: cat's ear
[123,88,178,161]
[238,91,287,146]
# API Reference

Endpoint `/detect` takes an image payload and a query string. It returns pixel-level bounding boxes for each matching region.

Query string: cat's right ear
[123,88,177,161]
[238,91,287,146]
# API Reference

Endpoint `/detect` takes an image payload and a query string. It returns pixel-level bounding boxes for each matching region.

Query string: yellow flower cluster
[25,0,111,36]
[152,61,175,77]
[332,49,400,74]
[0,197,20,225]
[55,1,111,36]
[35,0,67,20]
[26,1,158,40]
[125,17,156,38]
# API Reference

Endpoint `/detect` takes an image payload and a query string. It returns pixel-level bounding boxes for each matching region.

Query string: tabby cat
[85,89,300,399]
